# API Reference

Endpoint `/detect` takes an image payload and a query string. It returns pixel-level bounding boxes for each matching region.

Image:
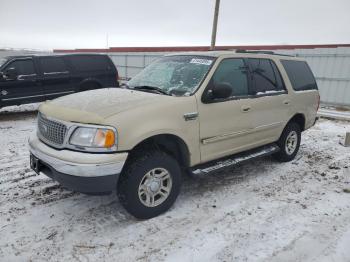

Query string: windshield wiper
[133,85,170,95]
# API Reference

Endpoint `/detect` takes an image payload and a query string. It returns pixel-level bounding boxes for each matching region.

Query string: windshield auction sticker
[190,58,213,65]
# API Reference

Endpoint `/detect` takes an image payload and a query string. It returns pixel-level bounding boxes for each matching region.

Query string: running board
[191,144,280,175]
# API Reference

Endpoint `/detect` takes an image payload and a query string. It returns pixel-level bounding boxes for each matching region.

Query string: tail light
[116,74,120,86]
[316,93,320,111]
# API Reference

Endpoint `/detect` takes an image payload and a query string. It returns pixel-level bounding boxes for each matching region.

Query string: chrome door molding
[202,121,284,145]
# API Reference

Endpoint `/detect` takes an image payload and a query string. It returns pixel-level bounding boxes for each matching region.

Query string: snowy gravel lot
[0,104,350,262]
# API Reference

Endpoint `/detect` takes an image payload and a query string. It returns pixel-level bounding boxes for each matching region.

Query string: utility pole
[210,0,220,50]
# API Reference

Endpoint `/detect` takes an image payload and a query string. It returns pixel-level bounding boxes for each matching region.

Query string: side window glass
[211,58,249,97]
[69,56,110,72]
[5,60,35,75]
[40,57,68,74]
[281,60,318,91]
[249,58,283,93]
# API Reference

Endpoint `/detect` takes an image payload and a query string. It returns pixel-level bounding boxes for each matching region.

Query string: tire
[79,82,101,92]
[117,150,182,219]
[273,122,301,162]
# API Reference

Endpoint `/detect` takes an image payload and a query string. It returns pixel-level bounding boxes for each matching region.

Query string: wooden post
[210,0,220,51]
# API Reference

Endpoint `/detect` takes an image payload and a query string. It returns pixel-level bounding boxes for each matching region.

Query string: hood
[39,88,165,124]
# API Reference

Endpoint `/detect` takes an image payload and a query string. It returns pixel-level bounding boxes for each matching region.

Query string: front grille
[38,113,67,146]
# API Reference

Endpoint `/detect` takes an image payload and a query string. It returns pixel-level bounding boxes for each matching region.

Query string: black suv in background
[0,54,119,108]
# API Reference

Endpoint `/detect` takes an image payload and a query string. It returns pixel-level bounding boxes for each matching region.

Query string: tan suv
[29,50,320,219]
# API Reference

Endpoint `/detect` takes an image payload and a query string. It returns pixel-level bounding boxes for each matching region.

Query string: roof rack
[235,49,295,57]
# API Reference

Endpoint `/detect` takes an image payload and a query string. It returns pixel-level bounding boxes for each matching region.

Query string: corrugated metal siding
[107,52,165,79]
[108,47,350,106]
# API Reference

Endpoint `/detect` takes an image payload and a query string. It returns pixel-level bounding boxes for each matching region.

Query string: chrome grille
[38,113,67,146]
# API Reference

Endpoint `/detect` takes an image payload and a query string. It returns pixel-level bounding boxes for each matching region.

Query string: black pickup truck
[0,53,119,108]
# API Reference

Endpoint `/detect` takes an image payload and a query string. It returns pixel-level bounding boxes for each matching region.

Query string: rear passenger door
[247,58,291,144]
[38,56,73,100]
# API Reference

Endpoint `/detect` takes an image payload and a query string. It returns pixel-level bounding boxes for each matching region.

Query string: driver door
[197,58,258,162]
[0,58,42,105]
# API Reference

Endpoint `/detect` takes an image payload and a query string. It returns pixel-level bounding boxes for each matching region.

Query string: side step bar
[191,143,280,175]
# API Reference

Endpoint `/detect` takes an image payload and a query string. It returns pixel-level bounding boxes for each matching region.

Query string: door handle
[283,100,291,105]
[241,105,251,112]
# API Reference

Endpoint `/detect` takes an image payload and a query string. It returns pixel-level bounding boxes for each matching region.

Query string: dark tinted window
[5,59,35,75]
[211,58,249,97]
[249,58,284,93]
[40,57,68,73]
[69,55,111,72]
[281,60,318,91]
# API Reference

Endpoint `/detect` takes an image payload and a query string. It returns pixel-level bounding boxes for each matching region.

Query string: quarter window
[69,55,111,72]
[5,59,35,75]
[211,58,249,97]
[249,58,284,93]
[281,60,318,91]
[40,57,68,74]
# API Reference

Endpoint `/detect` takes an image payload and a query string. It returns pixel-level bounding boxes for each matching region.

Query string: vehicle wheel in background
[79,82,101,92]
[117,150,182,219]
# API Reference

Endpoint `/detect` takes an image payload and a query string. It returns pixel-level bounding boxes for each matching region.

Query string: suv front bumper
[29,135,128,193]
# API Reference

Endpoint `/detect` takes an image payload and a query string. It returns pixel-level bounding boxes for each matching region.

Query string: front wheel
[273,122,301,162]
[117,150,182,219]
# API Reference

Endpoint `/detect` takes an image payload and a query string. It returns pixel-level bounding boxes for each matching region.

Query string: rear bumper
[29,135,128,193]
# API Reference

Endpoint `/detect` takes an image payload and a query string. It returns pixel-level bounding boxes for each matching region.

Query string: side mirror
[211,82,232,99]
[4,68,18,80]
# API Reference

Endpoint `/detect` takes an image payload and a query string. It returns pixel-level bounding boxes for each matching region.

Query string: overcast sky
[1,0,350,50]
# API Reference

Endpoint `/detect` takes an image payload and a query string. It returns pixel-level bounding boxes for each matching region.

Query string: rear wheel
[273,122,301,162]
[117,150,182,219]
[79,82,101,92]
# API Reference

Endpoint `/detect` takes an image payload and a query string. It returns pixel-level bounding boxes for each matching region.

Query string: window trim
[201,57,254,104]
[247,58,288,96]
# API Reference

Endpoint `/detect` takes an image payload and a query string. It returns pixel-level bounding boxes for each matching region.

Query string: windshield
[128,55,215,96]
[0,58,7,68]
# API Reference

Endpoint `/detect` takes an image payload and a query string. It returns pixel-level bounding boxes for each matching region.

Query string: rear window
[281,60,318,91]
[68,55,112,72]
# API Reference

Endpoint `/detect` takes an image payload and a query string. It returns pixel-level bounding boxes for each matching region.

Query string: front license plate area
[30,154,41,174]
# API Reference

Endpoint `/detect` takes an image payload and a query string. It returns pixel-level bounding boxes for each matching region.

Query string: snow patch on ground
[0,104,350,261]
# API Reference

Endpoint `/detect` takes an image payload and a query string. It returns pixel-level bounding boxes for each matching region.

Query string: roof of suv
[4,53,109,60]
[168,50,303,60]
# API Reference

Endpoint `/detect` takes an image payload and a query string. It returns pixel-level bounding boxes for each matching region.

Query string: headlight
[69,127,116,148]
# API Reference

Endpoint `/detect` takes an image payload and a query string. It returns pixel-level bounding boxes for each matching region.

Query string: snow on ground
[0,104,350,262]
